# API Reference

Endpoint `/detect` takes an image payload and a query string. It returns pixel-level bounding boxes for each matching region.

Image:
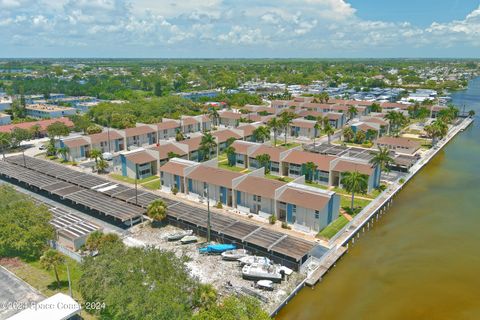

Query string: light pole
[205,186,211,243]
[66,263,72,298]
[107,114,112,153]
[135,163,139,205]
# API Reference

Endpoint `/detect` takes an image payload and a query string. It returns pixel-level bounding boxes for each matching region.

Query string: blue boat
[199,244,236,254]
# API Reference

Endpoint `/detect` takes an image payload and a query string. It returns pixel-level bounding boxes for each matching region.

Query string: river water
[278,78,480,320]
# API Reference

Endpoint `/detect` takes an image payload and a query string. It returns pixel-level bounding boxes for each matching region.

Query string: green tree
[47,122,70,141]
[225,146,236,166]
[154,81,163,97]
[252,126,270,143]
[29,124,41,139]
[85,231,121,252]
[255,153,271,173]
[208,108,220,127]
[71,114,92,134]
[348,105,358,120]
[355,130,366,144]
[147,199,167,224]
[366,129,378,142]
[280,111,296,145]
[370,102,381,113]
[193,284,218,311]
[57,146,69,161]
[167,151,180,159]
[304,161,317,183]
[175,129,185,142]
[40,249,65,288]
[193,295,270,320]
[0,185,54,259]
[89,148,102,166]
[86,125,102,135]
[10,127,31,148]
[341,171,369,212]
[267,117,282,147]
[0,132,11,159]
[97,158,109,173]
[199,132,217,160]
[323,124,335,145]
[342,127,354,142]
[370,147,394,176]
[79,244,203,319]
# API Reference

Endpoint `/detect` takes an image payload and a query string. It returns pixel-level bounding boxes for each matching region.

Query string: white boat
[167,230,193,241]
[180,235,198,244]
[238,255,271,266]
[279,266,293,276]
[242,263,282,283]
[221,249,249,261]
[255,280,274,291]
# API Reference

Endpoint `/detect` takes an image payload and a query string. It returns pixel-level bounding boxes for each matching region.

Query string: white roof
[8,293,81,320]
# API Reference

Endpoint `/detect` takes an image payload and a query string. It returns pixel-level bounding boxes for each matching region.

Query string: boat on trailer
[221,249,249,261]
[255,280,274,291]
[199,244,236,254]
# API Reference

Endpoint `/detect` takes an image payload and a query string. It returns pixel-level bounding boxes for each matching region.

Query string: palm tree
[225,146,236,166]
[199,132,217,160]
[355,130,366,144]
[57,146,69,162]
[208,108,220,127]
[89,148,102,166]
[267,117,282,147]
[280,111,295,145]
[252,126,270,143]
[97,158,109,173]
[348,106,358,120]
[175,129,185,142]
[323,124,335,145]
[342,127,354,142]
[370,147,394,177]
[147,199,167,225]
[366,129,378,142]
[384,111,399,136]
[341,171,369,213]
[40,249,65,288]
[30,124,41,139]
[255,154,271,174]
[0,132,11,160]
[304,161,317,183]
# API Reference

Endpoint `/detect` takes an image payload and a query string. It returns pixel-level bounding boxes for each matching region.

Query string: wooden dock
[306,246,347,286]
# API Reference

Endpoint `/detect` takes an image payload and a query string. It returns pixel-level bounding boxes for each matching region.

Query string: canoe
[221,249,249,261]
[199,244,236,254]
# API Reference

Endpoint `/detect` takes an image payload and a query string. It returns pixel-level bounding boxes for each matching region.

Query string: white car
[102,152,113,161]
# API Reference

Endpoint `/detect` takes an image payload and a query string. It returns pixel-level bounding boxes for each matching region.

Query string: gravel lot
[126,224,305,313]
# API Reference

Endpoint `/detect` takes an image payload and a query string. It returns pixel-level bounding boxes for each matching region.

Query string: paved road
[0,267,44,320]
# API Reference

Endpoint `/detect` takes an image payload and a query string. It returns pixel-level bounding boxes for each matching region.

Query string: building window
[315,210,320,219]
[253,195,261,202]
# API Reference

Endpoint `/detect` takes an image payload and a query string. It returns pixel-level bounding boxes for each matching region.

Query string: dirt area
[126,224,305,313]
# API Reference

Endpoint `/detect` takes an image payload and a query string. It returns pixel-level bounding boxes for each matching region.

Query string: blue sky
[0,0,479,58]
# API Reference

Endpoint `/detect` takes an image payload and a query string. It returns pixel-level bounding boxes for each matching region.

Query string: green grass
[278,142,301,149]
[109,173,158,184]
[5,255,96,319]
[340,195,371,210]
[265,174,294,183]
[317,216,349,239]
[218,162,249,172]
[143,179,161,190]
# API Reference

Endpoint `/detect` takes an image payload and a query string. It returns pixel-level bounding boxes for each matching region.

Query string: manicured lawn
[340,195,371,210]
[317,216,348,239]
[217,153,227,162]
[264,174,294,183]
[278,142,301,149]
[331,186,382,200]
[218,163,249,172]
[109,173,158,184]
[143,179,161,190]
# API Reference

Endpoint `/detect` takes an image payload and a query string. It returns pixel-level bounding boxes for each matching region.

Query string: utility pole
[135,164,138,205]
[206,186,211,243]
[66,263,73,298]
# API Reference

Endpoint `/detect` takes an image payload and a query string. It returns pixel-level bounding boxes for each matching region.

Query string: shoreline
[269,115,474,317]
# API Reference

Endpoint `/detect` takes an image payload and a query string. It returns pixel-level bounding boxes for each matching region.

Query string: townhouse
[0,117,74,136]
[155,119,181,140]
[181,115,211,133]
[290,118,318,139]
[328,157,380,193]
[281,149,335,184]
[114,148,159,179]
[149,141,188,166]
[374,136,421,155]
[218,110,242,127]
[213,128,244,152]
[159,161,341,233]
[59,136,91,162]
[89,130,125,153]
[124,125,157,149]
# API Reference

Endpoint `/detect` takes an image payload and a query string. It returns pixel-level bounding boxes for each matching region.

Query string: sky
[0,0,479,58]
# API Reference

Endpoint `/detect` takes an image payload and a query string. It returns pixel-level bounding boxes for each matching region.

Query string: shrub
[281,222,291,229]
[171,186,178,195]
[268,215,277,224]
[215,201,223,209]
[399,178,405,184]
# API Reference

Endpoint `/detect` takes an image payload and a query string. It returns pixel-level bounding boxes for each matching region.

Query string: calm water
[278,78,480,320]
